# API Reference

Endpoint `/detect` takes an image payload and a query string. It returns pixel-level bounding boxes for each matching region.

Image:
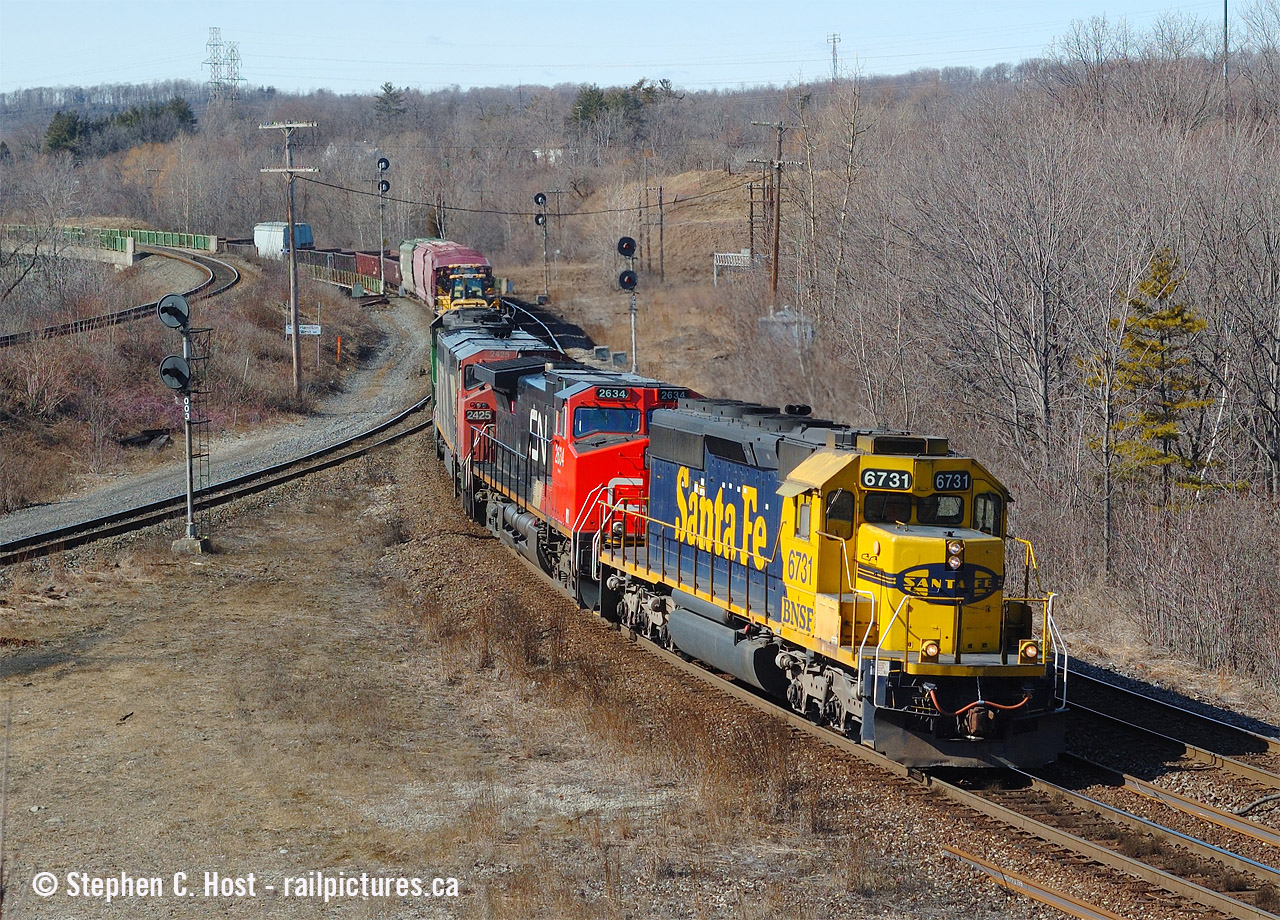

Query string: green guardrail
[1,224,213,252]
[306,264,384,294]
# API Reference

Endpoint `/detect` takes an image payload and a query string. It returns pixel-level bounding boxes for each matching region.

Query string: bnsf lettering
[781,596,814,633]
[673,466,769,571]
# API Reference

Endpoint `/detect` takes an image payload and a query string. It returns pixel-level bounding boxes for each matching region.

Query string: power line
[295,174,749,218]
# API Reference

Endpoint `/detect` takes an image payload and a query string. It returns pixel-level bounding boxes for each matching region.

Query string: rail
[626,632,1249,919]
[1,396,431,566]
[0,248,238,349]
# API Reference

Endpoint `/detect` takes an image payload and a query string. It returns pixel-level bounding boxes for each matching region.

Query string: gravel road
[0,296,435,544]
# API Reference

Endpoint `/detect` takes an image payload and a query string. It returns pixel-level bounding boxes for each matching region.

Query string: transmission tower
[205,28,226,101]
[224,41,244,101]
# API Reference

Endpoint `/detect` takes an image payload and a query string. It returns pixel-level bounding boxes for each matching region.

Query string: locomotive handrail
[598,498,778,618]
[1046,595,1069,705]
[570,482,609,581]
[867,596,914,707]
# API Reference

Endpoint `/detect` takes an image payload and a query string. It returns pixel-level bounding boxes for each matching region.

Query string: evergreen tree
[374,82,406,124]
[44,110,85,154]
[1110,247,1213,505]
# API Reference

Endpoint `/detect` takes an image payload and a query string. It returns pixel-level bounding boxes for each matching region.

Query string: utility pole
[828,33,841,83]
[751,121,799,304]
[658,186,665,283]
[261,122,317,397]
[645,185,665,282]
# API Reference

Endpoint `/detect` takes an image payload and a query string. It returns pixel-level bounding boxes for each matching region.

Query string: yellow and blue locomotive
[597,399,1066,768]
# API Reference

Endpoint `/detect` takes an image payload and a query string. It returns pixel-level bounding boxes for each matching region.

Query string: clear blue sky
[0,0,1228,96]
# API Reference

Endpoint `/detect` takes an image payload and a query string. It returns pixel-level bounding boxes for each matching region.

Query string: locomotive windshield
[452,277,489,300]
[573,406,641,438]
[864,492,912,524]
[918,494,964,526]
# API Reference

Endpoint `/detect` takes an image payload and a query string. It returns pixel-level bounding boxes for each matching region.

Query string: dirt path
[0,437,1039,920]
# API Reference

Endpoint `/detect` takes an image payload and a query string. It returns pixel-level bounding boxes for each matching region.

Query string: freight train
[430,306,1068,769]
[291,236,496,313]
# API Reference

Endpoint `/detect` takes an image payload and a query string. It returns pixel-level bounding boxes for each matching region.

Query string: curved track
[0,247,239,349]
[0,397,431,567]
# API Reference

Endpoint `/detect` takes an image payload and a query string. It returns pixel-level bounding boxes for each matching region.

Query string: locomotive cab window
[917,494,964,526]
[825,489,855,540]
[864,492,912,524]
[975,492,1003,536]
[573,406,641,438]
[795,496,812,539]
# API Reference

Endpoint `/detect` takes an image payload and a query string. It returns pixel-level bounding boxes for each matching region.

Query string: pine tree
[374,82,406,124]
[1110,247,1212,506]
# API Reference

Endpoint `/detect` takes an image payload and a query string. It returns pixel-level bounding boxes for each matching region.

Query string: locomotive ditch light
[920,639,941,663]
[1018,639,1041,665]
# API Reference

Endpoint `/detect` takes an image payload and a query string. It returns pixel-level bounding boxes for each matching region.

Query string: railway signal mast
[617,236,639,372]
[260,121,318,396]
[534,192,550,299]
[376,156,390,293]
[157,293,210,555]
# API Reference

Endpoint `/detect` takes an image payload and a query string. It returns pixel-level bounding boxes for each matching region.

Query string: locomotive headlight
[920,639,941,663]
[1018,639,1041,664]
[946,539,964,570]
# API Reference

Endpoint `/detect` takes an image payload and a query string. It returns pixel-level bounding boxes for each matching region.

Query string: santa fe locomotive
[431,313,1067,770]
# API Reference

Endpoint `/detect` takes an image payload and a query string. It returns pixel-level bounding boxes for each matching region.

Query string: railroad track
[0,247,239,348]
[596,629,1278,919]
[0,396,431,567]
[502,296,593,352]
[1066,666,1280,770]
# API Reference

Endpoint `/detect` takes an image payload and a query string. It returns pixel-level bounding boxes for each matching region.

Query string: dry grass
[0,425,1033,919]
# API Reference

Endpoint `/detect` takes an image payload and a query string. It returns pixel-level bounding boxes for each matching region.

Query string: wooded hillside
[4,7,1280,685]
